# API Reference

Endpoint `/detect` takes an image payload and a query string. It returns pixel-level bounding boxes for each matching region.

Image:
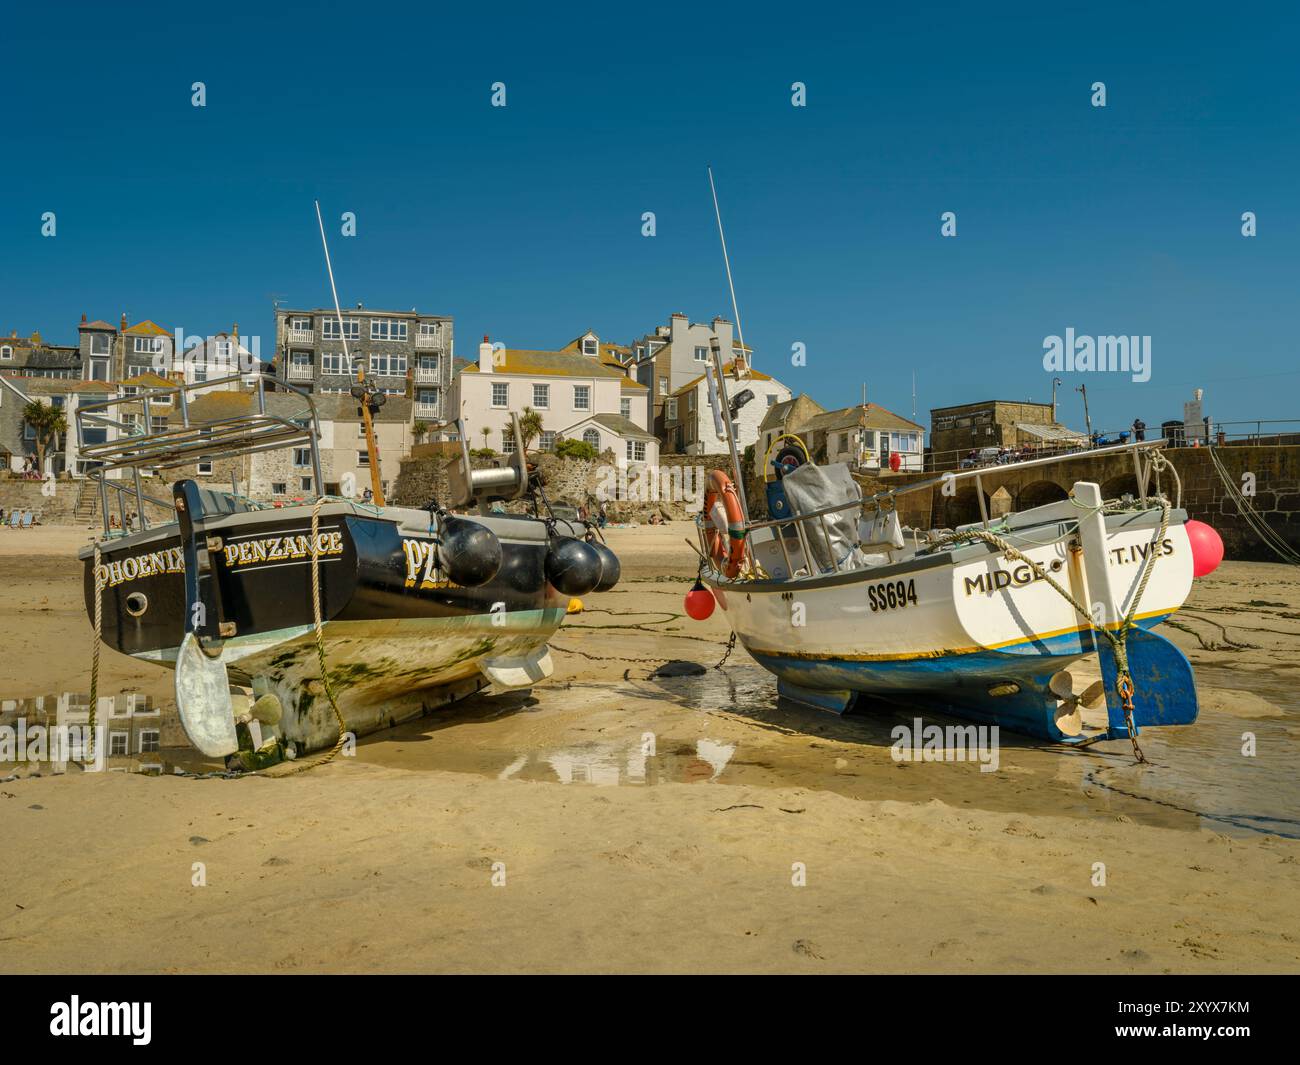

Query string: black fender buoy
[545,537,603,597]
[587,539,620,592]
[440,517,502,587]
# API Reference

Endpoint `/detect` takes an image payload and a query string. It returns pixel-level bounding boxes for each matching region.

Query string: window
[491,382,508,408]
[666,398,678,421]
[582,337,598,356]
[321,317,359,340]
[90,358,110,382]
[370,318,408,342]
[300,476,313,493]
[272,482,287,495]
[635,345,645,359]
[416,354,439,375]
[767,394,777,406]
[539,431,556,451]
[888,431,919,452]
[418,321,440,337]
[501,435,516,455]
[369,352,407,376]
[321,352,349,375]
[694,346,708,362]
[626,440,646,462]
[109,732,129,756]
[133,336,163,354]
[620,398,631,419]
[0,345,10,360]
[139,730,160,753]
[194,365,207,382]
[293,448,312,467]
[358,422,369,438]
[687,392,696,412]
[357,450,371,467]
[583,428,600,448]
[90,333,110,356]
[573,385,590,411]
[290,316,312,332]
[658,377,668,396]
[125,362,152,378]
[197,461,213,475]
[532,383,549,408]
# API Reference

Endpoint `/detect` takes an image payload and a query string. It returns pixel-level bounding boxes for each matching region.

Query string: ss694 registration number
[868,578,918,612]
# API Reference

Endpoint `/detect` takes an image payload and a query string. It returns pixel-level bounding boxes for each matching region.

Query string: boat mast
[315,200,385,506]
[706,167,752,522]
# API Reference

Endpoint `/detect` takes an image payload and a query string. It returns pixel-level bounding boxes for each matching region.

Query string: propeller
[1049,670,1106,736]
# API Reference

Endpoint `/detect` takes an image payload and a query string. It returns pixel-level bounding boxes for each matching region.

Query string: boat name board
[401,538,445,590]
[96,546,185,589]
[222,532,344,569]
[1110,538,1174,565]
[963,558,1065,597]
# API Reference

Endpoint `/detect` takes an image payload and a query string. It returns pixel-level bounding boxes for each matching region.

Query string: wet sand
[1,525,1299,973]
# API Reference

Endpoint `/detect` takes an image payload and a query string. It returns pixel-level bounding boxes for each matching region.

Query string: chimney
[120,313,127,332]
[478,335,495,373]
[81,313,87,324]
[232,322,239,341]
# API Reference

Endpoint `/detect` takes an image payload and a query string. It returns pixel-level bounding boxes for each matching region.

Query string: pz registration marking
[868,578,918,612]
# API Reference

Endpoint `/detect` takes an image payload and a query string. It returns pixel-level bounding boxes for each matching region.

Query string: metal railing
[700,438,1172,583]
[75,372,324,537]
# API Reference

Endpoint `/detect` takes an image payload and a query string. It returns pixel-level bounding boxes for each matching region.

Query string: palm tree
[23,400,66,476]
[516,405,544,453]
[412,419,429,444]
[480,425,492,450]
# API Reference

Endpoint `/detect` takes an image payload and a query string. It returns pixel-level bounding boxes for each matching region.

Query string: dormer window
[582,336,598,356]
[0,345,11,360]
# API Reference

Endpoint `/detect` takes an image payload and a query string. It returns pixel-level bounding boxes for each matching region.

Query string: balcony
[288,329,314,344]
[287,364,314,381]
[414,402,439,419]
[415,334,442,351]
[414,367,440,383]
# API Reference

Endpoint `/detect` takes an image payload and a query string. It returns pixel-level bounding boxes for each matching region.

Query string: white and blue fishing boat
[690,353,1219,745]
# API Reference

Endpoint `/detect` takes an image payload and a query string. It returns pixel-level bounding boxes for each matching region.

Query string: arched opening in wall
[1099,474,1140,501]
[937,485,987,528]
[1016,480,1069,511]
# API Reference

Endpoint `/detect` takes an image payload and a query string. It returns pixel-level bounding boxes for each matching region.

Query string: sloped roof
[2,376,115,395]
[670,360,772,397]
[79,320,115,331]
[123,320,170,337]
[561,413,655,441]
[798,403,924,434]
[461,348,631,381]
[1015,422,1086,442]
[121,372,175,388]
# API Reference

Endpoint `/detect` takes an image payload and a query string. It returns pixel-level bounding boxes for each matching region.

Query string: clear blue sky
[3,0,1296,436]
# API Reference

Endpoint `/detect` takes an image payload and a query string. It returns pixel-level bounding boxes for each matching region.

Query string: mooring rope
[87,541,102,764]
[280,498,351,774]
[1207,445,1300,566]
[933,497,1172,763]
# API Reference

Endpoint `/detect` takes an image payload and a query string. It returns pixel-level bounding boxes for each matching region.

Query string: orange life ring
[702,469,746,578]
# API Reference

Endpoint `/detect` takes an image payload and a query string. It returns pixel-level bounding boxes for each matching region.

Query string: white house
[454,336,650,459]
[663,360,792,455]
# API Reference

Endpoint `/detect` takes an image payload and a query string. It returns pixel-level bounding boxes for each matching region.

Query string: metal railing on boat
[699,438,1174,583]
[75,373,324,537]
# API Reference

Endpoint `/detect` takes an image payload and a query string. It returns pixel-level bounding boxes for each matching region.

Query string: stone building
[928,399,1084,470]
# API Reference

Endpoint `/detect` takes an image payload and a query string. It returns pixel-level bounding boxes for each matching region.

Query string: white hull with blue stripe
[703,481,1204,744]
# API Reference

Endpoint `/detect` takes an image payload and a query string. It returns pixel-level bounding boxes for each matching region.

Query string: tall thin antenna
[705,169,752,523]
[315,200,385,505]
[707,167,749,375]
[314,201,350,370]
[912,371,917,421]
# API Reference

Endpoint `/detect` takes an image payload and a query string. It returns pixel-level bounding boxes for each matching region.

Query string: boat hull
[708,509,1198,742]
[80,503,579,751]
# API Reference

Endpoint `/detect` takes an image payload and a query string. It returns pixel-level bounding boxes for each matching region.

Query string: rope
[280,498,350,774]
[933,497,1172,762]
[88,542,102,764]
[1207,445,1300,566]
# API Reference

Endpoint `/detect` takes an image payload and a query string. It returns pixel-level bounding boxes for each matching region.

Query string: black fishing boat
[75,372,618,759]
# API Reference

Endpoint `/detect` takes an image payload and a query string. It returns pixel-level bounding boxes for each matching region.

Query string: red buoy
[684,579,716,620]
[1184,519,1224,578]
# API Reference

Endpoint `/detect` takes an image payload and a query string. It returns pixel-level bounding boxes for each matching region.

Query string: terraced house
[273,305,453,434]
